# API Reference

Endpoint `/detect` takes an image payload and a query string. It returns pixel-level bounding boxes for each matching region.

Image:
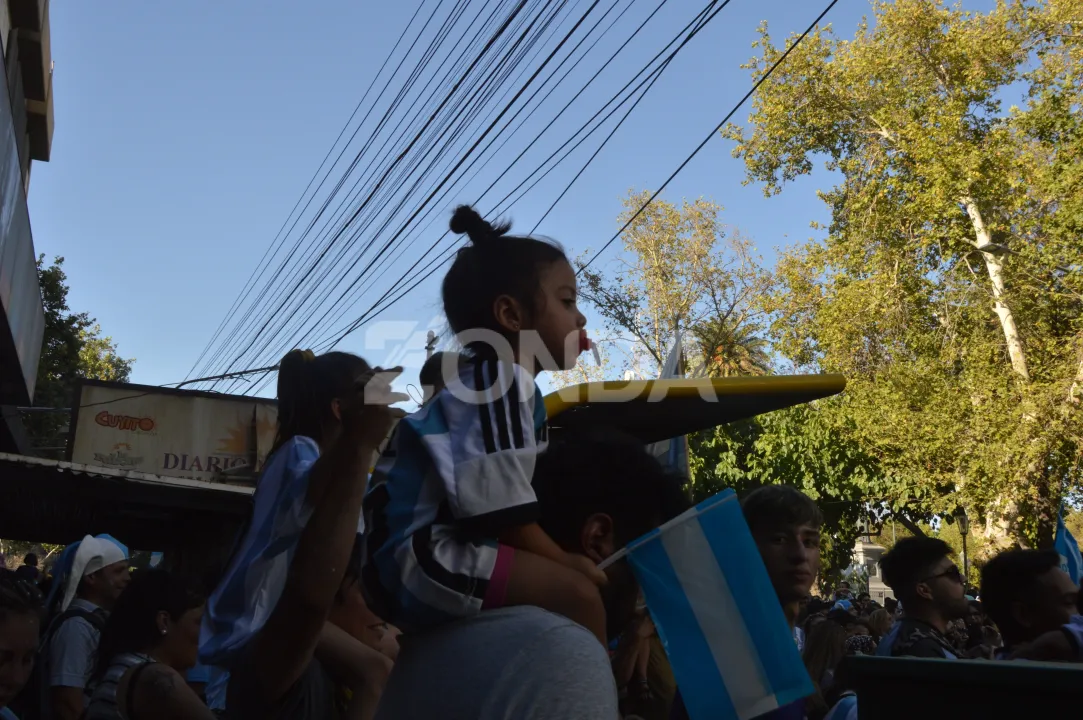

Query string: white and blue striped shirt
[199,436,318,665]
[362,358,546,629]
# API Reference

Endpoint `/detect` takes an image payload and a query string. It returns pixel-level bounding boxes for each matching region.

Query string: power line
[579,0,841,272]
[210,0,602,390]
[206,1,539,387]
[193,0,494,384]
[197,0,622,388]
[197,0,808,392]
[529,0,731,229]
[307,0,837,361]
[252,0,730,373]
[260,0,625,366]
[294,0,717,349]
[210,0,568,392]
[187,0,432,382]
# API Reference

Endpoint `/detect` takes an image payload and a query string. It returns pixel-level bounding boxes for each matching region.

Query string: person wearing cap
[42,535,130,720]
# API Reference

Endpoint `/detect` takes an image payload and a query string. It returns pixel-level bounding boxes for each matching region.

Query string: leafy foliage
[26,256,134,457]
[0,540,63,569]
[689,399,882,582]
[578,191,773,377]
[575,192,874,577]
[724,0,1083,550]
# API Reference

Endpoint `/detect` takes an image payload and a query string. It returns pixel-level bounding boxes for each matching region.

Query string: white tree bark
[962,197,1031,382]
[1070,357,1083,404]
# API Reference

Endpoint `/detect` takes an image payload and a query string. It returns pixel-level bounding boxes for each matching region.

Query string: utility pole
[425,330,437,360]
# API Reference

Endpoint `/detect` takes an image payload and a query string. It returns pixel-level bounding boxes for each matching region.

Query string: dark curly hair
[879,536,954,602]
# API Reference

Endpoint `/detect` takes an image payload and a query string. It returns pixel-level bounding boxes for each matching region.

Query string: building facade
[0,0,53,450]
[854,539,894,605]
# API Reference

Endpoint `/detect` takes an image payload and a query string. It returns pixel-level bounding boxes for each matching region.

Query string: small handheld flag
[1055,508,1082,585]
[601,490,813,720]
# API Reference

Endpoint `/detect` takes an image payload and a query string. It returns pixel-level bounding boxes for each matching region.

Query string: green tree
[579,190,773,377]
[724,0,1083,551]
[0,540,63,569]
[577,192,880,577]
[1064,508,1083,546]
[689,398,886,582]
[693,315,772,377]
[875,517,985,588]
[27,256,134,457]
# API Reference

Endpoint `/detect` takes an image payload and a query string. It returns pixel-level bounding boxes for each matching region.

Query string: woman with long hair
[200,350,404,720]
[84,569,211,720]
[802,620,848,720]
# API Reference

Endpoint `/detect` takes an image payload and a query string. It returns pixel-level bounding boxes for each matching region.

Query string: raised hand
[340,366,409,447]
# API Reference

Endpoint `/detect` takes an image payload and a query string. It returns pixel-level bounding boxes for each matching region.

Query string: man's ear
[331,398,343,421]
[82,569,101,590]
[1010,600,1032,630]
[915,581,934,602]
[580,513,616,564]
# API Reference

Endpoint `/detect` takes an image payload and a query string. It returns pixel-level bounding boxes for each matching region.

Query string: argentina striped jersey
[362,358,547,630]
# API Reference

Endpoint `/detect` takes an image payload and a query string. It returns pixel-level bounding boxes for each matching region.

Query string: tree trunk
[1070,357,1083,404]
[962,197,1030,382]
[961,197,1034,549]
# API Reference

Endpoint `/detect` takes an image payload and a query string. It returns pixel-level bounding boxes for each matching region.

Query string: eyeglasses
[921,565,964,585]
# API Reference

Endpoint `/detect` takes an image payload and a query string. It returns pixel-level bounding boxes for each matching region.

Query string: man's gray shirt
[43,598,104,717]
[376,606,619,720]
[48,599,102,689]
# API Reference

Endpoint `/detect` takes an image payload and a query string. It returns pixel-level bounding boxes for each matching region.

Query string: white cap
[60,535,127,612]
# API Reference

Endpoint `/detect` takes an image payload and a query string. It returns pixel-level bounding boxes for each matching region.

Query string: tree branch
[890,510,927,537]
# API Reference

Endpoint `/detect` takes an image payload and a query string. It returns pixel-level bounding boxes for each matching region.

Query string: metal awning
[0,452,252,547]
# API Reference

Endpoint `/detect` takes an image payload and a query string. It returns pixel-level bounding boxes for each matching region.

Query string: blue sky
[29,0,883,398]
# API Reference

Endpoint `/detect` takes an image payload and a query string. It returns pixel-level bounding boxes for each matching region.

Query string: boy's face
[751,522,821,604]
[1018,566,1078,640]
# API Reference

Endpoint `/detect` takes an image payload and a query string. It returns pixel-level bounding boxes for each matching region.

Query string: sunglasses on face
[922,565,964,585]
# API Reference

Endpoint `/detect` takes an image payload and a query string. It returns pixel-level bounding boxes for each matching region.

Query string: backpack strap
[17,607,109,720]
[124,661,154,720]
[43,606,107,646]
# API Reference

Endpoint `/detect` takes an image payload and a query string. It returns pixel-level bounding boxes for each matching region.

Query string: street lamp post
[425,330,437,360]
[958,510,970,590]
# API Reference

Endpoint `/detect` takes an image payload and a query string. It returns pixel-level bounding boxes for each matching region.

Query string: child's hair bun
[450,205,507,246]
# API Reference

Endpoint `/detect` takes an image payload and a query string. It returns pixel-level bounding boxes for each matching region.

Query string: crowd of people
[0,205,1079,719]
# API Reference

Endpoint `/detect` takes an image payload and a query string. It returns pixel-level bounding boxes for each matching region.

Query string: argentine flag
[1055,508,1082,585]
[602,490,812,720]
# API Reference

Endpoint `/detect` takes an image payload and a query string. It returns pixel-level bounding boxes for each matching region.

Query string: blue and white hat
[57,534,129,611]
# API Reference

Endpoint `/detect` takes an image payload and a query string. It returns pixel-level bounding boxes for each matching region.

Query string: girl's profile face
[529,259,586,371]
[161,604,204,672]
